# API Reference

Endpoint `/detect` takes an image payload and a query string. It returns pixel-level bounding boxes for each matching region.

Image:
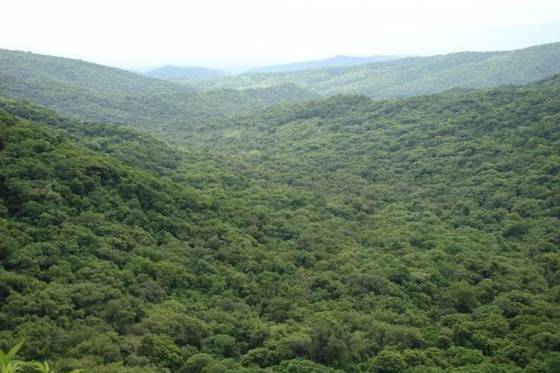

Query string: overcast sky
[1,0,559,70]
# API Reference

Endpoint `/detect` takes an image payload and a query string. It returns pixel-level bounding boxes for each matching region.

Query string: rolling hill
[0,49,317,126]
[181,42,560,98]
[0,49,192,95]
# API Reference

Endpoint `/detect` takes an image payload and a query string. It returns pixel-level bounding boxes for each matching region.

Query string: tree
[367,350,407,373]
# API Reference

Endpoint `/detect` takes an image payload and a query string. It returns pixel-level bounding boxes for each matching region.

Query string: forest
[0,43,559,372]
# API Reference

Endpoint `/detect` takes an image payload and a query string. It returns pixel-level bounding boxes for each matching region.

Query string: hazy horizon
[1,0,559,71]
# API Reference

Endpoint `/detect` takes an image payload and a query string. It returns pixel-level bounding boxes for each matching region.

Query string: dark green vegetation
[143,65,226,81]
[1,55,560,373]
[0,49,317,126]
[182,42,560,98]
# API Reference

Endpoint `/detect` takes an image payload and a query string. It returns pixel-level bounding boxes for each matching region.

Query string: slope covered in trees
[0,49,317,126]
[183,42,560,98]
[0,104,265,372]
[0,49,192,96]
[1,71,559,372]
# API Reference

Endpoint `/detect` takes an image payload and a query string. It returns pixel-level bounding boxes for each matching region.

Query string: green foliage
[0,340,25,372]
[0,60,560,372]
[0,342,82,373]
[367,349,407,373]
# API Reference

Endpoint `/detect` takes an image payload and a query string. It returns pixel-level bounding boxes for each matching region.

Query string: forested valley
[0,43,559,373]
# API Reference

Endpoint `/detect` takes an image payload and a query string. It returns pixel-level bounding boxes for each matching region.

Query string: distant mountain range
[143,55,402,79]
[182,42,560,98]
[143,65,227,80]
[248,55,404,73]
[3,43,560,127]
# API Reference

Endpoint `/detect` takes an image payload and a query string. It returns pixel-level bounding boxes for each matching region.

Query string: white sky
[1,0,559,70]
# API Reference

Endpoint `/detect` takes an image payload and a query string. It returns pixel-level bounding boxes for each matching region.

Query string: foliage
[0,341,82,373]
[0,58,559,372]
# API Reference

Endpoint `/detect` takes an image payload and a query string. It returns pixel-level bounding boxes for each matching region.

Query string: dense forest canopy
[0,40,560,372]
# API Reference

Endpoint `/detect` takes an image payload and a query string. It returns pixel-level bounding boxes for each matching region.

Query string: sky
[1,0,559,71]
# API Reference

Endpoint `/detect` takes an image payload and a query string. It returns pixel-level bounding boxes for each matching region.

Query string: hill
[183,42,560,98]
[1,75,559,372]
[0,49,317,126]
[247,55,403,73]
[0,49,192,96]
[143,65,226,80]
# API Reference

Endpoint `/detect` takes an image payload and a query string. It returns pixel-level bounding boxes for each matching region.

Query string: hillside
[0,49,192,96]
[1,74,559,372]
[144,65,226,80]
[0,50,317,126]
[247,55,403,73]
[183,42,560,98]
